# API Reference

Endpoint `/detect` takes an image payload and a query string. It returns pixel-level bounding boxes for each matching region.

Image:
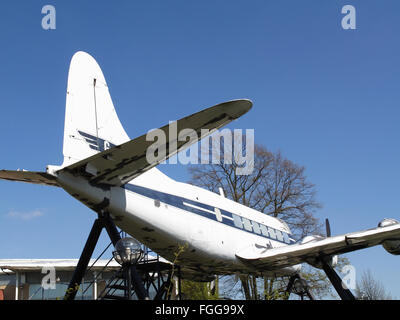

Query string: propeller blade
[325,218,331,237]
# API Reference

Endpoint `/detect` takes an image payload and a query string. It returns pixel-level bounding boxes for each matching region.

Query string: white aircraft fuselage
[55,166,301,278]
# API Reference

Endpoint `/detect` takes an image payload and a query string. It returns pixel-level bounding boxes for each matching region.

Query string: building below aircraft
[0,256,172,300]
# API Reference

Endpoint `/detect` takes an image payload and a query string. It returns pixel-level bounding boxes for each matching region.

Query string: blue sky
[1,1,400,298]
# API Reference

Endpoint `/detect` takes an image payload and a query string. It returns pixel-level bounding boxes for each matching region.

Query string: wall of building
[0,271,115,300]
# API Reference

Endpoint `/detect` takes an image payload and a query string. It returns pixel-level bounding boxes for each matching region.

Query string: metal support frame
[64,218,103,300]
[320,257,355,300]
[64,212,148,300]
[99,248,180,300]
[135,256,178,300]
[287,257,355,300]
[130,264,147,299]
[153,272,172,300]
[286,274,314,300]
[177,266,182,300]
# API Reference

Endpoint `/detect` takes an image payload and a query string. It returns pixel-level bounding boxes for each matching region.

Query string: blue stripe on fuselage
[122,183,291,244]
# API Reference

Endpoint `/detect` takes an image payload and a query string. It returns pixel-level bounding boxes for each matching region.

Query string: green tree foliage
[181,279,220,300]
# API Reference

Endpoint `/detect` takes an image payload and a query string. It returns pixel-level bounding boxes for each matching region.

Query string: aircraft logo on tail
[78,130,116,152]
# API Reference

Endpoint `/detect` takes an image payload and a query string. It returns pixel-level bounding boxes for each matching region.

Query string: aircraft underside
[107,184,301,280]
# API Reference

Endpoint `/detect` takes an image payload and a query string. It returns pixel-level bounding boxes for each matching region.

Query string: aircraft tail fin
[62,51,130,167]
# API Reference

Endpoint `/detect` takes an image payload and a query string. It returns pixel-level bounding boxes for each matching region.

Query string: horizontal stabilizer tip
[0,170,59,187]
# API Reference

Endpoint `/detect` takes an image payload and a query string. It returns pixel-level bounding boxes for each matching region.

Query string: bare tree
[187,135,325,299]
[190,137,322,239]
[355,269,392,300]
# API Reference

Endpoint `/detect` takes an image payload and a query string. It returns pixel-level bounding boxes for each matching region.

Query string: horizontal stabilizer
[0,170,59,187]
[60,99,252,186]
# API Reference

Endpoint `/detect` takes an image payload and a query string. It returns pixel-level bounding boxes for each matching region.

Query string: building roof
[0,254,170,274]
[0,259,122,273]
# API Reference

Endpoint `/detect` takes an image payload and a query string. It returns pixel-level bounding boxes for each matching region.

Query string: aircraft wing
[59,99,252,186]
[236,222,400,269]
[0,170,59,187]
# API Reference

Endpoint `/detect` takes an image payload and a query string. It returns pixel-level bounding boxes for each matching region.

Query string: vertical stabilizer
[62,51,129,167]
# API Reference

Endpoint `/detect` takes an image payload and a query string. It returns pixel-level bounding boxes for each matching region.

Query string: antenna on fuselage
[93,78,101,150]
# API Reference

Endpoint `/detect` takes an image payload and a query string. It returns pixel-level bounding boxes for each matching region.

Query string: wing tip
[220,99,253,119]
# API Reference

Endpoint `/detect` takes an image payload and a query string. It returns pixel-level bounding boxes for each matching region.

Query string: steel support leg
[130,265,148,300]
[64,218,104,300]
[64,213,121,300]
[103,214,149,300]
[320,258,355,300]
[127,266,132,300]
[285,274,297,297]
[64,212,149,300]
[178,266,182,300]
[102,213,122,246]
[154,278,171,300]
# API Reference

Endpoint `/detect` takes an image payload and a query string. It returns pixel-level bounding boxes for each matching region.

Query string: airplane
[1,51,400,300]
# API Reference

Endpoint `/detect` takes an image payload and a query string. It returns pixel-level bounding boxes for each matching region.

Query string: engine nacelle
[378,218,400,255]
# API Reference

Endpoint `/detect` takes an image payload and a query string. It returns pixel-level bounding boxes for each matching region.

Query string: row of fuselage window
[123,183,293,245]
[231,214,292,244]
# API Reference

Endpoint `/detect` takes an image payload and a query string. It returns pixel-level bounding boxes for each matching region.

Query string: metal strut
[63,212,148,300]
[320,256,355,300]
[64,217,103,300]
